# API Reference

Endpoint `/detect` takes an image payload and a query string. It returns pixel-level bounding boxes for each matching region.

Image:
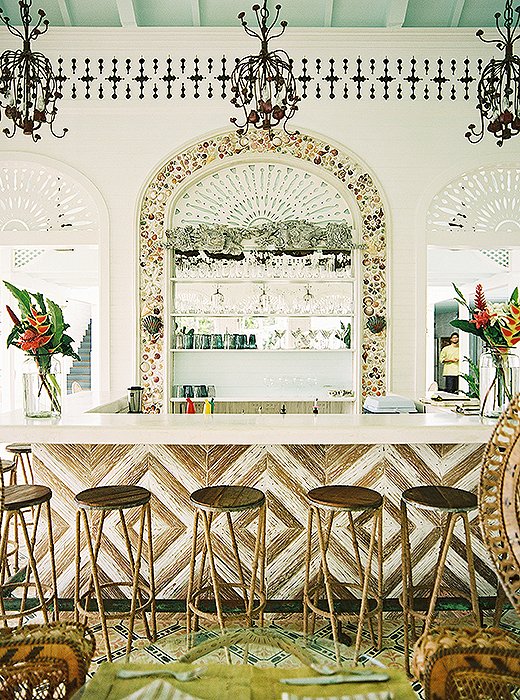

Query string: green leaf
[450,318,485,340]
[5,325,21,348]
[3,281,32,316]
[452,283,468,307]
[510,287,519,305]
[46,299,65,349]
[31,291,47,314]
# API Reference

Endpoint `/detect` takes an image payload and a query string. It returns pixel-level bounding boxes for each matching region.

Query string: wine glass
[321,329,333,349]
[273,329,286,350]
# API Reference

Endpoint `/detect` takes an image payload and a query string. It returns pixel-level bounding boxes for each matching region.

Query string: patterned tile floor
[78,609,519,698]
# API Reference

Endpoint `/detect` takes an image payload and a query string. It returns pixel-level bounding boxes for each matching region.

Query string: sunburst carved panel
[427,166,520,237]
[173,163,353,229]
[0,162,99,232]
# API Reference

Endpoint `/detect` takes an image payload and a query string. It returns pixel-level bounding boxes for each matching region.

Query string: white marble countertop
[0,395,495,444]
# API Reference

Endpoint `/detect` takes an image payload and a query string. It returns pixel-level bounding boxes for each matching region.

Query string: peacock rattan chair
[412,394,520,699]
[0,621,95,700]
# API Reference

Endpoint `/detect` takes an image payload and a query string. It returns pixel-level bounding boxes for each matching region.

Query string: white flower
[487,302,511,326]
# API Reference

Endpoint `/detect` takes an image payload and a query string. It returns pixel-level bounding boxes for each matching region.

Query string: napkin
[281,691,393,700]
[120,679,203,700]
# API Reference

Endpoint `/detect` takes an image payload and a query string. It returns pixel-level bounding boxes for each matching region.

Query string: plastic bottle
[312,398,319,415]
[210,398,215,414]
[280,404,287,414]
[203,400,211,414]
[186,397,196,414]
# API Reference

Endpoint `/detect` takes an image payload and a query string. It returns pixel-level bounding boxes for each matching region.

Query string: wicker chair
[0,621,95,700]
[412,395,520,699]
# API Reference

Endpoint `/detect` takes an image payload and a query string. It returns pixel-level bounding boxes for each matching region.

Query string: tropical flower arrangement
[451,283,520,416]
[4,281,80,416]
[451,283,520,348]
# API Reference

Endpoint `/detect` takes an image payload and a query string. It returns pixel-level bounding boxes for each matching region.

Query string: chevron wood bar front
[28,438,496,604]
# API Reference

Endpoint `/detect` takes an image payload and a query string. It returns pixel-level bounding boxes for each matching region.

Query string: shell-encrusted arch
[138,129,387,412]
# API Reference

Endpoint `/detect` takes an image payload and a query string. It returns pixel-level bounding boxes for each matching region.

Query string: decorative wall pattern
[47,54,484,103]
[427,165,520,238]
[33,441,494,602]
[0,162,99,232]
[138,130,387,412]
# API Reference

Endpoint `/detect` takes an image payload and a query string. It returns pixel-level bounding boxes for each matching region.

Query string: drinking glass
[273,329,286,350]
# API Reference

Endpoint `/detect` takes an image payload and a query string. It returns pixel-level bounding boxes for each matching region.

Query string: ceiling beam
[115,0,137,27]
[191,0,201,26]
[385,0,410,28]
[449,0,466,27]
[56,0,72,26]
[323,0,334,27]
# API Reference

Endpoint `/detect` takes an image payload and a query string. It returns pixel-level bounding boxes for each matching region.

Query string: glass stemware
[273,329,286,350]
[320,329,333,349]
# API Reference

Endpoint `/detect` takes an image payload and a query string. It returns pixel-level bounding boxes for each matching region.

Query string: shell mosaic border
[138,129,387,412]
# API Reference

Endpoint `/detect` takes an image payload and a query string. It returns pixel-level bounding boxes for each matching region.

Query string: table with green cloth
[79,662,416,699]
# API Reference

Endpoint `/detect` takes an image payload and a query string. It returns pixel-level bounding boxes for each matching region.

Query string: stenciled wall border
[138,129,387,412]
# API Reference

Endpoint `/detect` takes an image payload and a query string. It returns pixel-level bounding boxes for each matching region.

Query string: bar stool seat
[400,484,481,676]
[5,443,33,485]
[74,483,156,662]
[186,485,267,644]
[303,485,384,665]
[75,485,151,510]
[4,485,51,511]
[403,486,477,512]
[1,460,15,476]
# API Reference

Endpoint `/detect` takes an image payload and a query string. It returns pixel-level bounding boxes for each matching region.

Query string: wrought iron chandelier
[230,0,299,137]
[466,0,520,146]
[0,0,66,141]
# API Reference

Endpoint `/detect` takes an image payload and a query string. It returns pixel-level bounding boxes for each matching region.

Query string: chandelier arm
[0,14,24,41]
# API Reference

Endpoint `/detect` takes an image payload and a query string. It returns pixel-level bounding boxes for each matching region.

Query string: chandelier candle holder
[466,0,520,146]
[230,0,299,137]
[0,0,66,141]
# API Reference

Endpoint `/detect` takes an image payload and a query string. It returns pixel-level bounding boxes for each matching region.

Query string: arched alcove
[138,129,388,412]
[0,154,110,403]
[425,163,520,392]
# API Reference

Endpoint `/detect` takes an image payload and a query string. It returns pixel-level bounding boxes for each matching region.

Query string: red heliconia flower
[19,327,52,352]
[474,283,487,311]
[469,309,492,329]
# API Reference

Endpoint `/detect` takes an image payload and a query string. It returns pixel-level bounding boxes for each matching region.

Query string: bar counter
[0,397,497,603]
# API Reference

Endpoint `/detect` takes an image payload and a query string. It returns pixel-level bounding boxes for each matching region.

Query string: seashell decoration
[142,314,163,338]
[366,314,386,334]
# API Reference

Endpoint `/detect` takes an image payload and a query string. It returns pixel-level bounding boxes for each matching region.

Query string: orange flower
[19,327,52,352]
[502,303,520,346]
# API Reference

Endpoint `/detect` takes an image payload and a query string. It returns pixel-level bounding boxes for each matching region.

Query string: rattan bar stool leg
[45,501,59,621]
[377,507,383,649]
[81,508,112,661]
[462,511,481,626]
[422,513,457,639]
[120,508,151,642]
[18,504,42,619]
[74,510,82,625]
[125,505,146,660]
[18,508,48,623]
[186,509,199,641]
[354,507,378,663]
[315,507,342,664]
[201,510,226,633]
[401,500,412,676]
[348,510,376,649]
[226,511,249,609]
[303,506,313,637]
[0,512,11,623]
[247,501,266,627]
[309,511,333,637]
[494,584,507,627]
[146,502,157,640]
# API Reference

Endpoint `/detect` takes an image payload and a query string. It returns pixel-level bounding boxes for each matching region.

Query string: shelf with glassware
[168,248,358,411]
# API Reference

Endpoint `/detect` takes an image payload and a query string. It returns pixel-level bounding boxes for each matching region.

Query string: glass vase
[479,349,520,418]
[22,355,62,418]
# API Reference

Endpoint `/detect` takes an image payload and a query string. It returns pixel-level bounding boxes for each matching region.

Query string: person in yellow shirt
[439,332,459,393]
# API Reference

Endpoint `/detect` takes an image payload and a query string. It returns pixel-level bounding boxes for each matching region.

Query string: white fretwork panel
[173,162,354,230]
[0,162,99,232]
[427,165,520,237]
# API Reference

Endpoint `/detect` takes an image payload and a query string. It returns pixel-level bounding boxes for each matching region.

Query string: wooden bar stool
[400,485,481,675]
[5,444,33,485]
[303,485,383,665]
[186,485,267,642]
[0,476,58,625]
[74,485,156,661]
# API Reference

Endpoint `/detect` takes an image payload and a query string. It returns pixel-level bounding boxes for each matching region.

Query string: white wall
[1,28,519,400]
